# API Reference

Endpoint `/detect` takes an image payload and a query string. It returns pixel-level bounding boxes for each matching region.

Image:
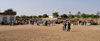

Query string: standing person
[26,20,27,24]
[53,20,55,26]
[29,19,32,25]
[9,21,12,26]
[45,20,48,26]
[37,21,39,26]
[33,19,34,25]
[31,19,34,25]
[67,21,71,31]
[43,20,46,26]
[62,20,67,31]
[62,23,65,31]
[12,21,14,25]
[21,20,22,25]
[65,22,67,30]
[48,20,51,26]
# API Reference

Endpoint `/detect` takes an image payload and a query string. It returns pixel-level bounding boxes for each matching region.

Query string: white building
[49,16,61,18]
[49,16,55,18]
[0,13,16,23]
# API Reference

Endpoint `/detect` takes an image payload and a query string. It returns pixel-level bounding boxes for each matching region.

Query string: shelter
[0,13,16,24]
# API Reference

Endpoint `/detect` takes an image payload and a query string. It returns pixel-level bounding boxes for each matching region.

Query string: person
[62,20,67,31]
[37,21,39,26]
[26,20,28,24]
[50,21,53,27]
[9,21,12,26]
[21,20,22,25]
[62,23,65,31]
[31,19,34,25]
[53,20,55,26]
[48,20,51,26]
[12,21,14,26]
[45,20,47,26]
[67,21,71,31]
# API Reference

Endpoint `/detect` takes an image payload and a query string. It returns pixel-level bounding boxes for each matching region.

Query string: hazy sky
[0,0,100,16]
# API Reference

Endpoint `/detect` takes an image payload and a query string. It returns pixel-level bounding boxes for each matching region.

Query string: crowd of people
[9,19,56,26]
[9,19,71,31]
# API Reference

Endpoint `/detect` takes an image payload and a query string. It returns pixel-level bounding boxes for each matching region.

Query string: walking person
[67,21,71,31]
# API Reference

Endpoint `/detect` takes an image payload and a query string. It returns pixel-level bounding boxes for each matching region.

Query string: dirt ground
[0,24,100,41]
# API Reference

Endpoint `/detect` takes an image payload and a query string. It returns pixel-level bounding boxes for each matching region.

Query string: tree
[71,15,75,18]
[21,15,26,18]
[68,11,72,18]
[26,16,29,18]
[53,12,59,18]
[60,14,68,18]
[88,14,97,18]
[77,11,81,15]
[33,16,38,18]
[38,15,42,18]
[4,9,16,13]
[81,13,86,18]
[42,14,48,18]
[16,16,20,18]
[75,11,81,18]
[29,16,33,18]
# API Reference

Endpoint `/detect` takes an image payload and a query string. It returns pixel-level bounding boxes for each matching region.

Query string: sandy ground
[0,24,100,41]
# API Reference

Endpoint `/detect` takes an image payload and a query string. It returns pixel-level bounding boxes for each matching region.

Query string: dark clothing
[45,21,47,26]
[67,22,71,31]
[68,23,71,29]
[65,23,67,29]
[62,23,67,31]
[31,20,34,25]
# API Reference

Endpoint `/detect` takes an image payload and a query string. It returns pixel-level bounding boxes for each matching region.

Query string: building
[49,16,61,18]
[49,16,55,18]
[0,13,16,24]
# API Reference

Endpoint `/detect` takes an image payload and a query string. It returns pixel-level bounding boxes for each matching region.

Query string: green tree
[53,12,59,18]
[60,14,68,18]
[42,14,48,18]
[89,14,97,18]
[26,16,29,18]
[33,16,38,18]
[21,15,26,18]
[29,16,33,18]
[81,13,86,18]
[4,9,16,13]
[75,11,81,18]
[71,15,75,18]
[68,13,73,18]
[16,16,20,18]
[38,15,42,18]
[75,15,80,18]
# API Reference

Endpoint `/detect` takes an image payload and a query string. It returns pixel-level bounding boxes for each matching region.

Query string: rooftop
[0,12,16,15]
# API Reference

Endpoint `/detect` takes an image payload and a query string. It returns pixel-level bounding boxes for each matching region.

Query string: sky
[0,0,100,16]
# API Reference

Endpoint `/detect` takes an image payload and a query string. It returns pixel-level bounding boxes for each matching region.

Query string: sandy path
[0,24,100,41]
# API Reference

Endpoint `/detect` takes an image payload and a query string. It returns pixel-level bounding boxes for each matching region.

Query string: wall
[0,15,2,23]
[0,15,15,23]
